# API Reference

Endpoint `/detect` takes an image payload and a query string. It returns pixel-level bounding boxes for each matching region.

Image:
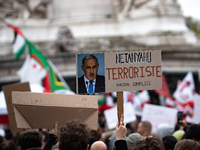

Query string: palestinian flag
[98,93,114,112]
[7,23,27,59]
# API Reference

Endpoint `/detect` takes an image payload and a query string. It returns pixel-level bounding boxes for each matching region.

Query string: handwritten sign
[104,102,136,129]
[76,50,162,94]
[142,104,177,134]
[193,94,200,124]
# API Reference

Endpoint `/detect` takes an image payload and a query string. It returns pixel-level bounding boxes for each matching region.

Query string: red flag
[155,73,171,98]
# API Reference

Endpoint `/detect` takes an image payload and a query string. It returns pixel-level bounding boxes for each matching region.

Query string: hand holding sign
[116,114,127,140]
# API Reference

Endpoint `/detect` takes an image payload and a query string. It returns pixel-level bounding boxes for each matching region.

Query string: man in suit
[78,54,105,94]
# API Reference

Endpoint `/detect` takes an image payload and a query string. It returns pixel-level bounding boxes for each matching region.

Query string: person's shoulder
[78,75,84,79]
[97,74,105,78]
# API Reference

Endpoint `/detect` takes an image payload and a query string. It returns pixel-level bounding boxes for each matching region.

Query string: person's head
[40,130,49,149]
[81,55,99,81]
[90,141,107,150]
[126,133,142,149]
[0,141,17,150]
[17,130,42,150]
[156,123,174,140]
[137,121,152,136]
[174,139,200,150]
[162,136,177,150]
[131,136,165,150]
[89,128,102,149]
[173,130,185,142]
[59,121,90,150]
[183,124,200,143]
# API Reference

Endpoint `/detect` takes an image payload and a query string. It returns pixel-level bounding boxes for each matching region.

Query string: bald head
[137,121,152,136]
[90,141,107,150]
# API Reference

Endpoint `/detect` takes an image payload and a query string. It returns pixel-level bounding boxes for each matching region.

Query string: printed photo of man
[78,54,105,94]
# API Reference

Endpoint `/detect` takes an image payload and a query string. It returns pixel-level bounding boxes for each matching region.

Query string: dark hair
[0,141,17,150]
[131,136,164,150]
[183,124,200,141]
[59,121,90,150]
[82,55,98,66]
[40,130,49,143]
[88,127,102,149]
[162,136,177,150]
[174,139,200,150]
[17,130,42,150]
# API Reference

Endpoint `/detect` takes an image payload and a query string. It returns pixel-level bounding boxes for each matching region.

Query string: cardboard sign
[12,92,98,130]
[2,82,30,133]
[193,94,200,124]
[142,104,177,134]
[76,50,162,94]
[104,102,136,130]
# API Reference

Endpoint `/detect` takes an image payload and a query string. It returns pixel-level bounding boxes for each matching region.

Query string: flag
[7,22,73,94]
[127,90,150,116]
[165,97,186,112]
[6,23,27,59]
[98,93,114,112]
[173,72,195,104]
[17,55,46,84]
[27,41,71,93]
[155,73,171,98]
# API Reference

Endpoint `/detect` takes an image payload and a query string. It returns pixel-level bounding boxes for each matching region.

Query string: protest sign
[142,104,177,134]
[193,94,200,124]
[76,50,162,94]
[12,92,98,130]
[2,82,30,133]
[104,102,136,129]
[76,50,162,123]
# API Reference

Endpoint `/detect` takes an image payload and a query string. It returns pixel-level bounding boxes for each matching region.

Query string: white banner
[104,102,136,130]
[142,104,177,134]
[193,94,200,124]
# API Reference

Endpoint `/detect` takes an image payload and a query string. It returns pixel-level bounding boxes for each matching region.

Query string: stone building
[0,0,199,94]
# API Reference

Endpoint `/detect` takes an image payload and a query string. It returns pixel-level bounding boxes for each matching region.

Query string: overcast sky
[177,0,200,20]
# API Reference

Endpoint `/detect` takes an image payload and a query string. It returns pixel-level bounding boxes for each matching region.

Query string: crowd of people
[0,113,200,150]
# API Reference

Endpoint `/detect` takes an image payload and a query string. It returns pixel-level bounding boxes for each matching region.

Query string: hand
[115,114,127,140]
[49,122,58,136]
[179,120,187,127]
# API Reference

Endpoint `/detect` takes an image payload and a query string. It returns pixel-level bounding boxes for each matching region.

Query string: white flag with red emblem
[17,55,46,84]
[173,72,195,104]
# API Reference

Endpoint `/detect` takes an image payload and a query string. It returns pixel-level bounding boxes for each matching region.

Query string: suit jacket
[78,75,105,94]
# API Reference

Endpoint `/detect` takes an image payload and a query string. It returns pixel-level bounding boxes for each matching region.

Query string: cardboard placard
[2,82,30,133]
[104,102,136,130]
[76,50,162,94]
[193,94,200,124]
[142,104,177,134]
[12,92,98,130]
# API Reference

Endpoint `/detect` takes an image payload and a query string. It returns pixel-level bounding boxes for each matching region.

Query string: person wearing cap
[126,133,142,149]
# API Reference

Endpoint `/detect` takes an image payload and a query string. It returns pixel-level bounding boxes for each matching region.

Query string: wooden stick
[117,91,123,122]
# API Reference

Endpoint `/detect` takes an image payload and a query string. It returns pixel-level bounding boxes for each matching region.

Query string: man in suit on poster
[78,54,105,94]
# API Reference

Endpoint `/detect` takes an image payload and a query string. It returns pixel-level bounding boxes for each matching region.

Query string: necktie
[88,80,93,93]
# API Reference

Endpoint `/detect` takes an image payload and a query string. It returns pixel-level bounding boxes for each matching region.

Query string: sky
[177,0,200,20]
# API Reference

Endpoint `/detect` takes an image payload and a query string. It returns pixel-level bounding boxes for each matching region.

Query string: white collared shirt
[84,75,96,93]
